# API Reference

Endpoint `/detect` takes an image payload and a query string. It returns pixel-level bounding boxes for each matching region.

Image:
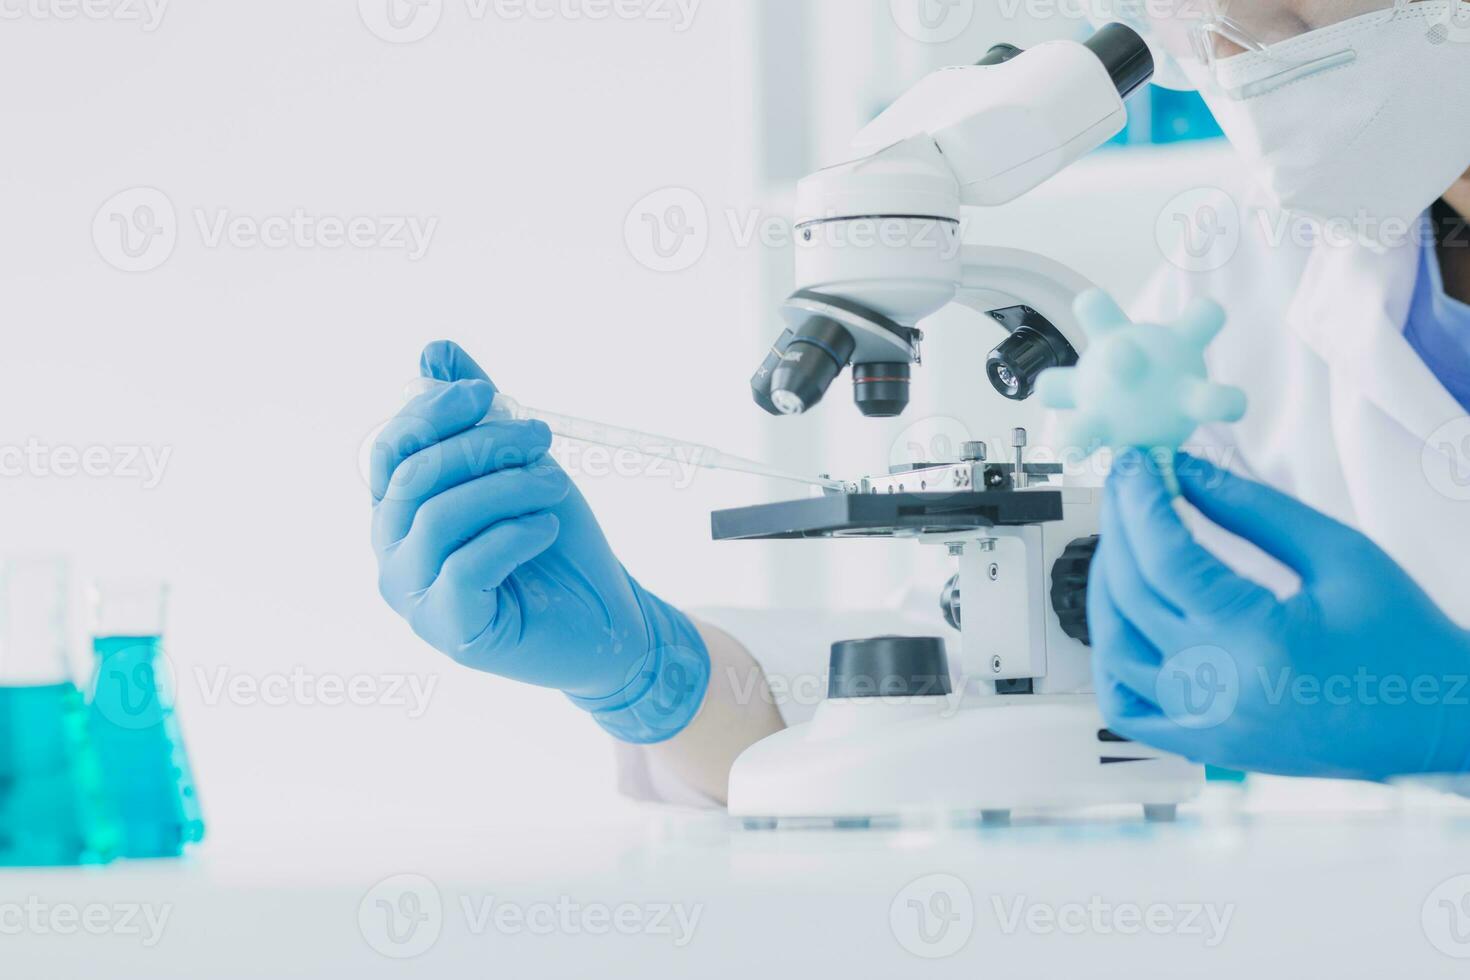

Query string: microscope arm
[951,245,1095,356]
[944,244,1098,403]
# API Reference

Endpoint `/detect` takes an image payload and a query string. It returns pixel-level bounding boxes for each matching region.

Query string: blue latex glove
[369,342,709,744]
[1090,451,1470,781]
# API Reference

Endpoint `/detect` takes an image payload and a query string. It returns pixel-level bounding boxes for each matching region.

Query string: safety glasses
[1091,0,1457,96]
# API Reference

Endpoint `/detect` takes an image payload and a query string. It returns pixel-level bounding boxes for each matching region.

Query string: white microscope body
[721,27,1203,826]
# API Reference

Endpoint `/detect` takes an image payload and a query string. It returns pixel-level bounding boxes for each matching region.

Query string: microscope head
[749,24,1153,420]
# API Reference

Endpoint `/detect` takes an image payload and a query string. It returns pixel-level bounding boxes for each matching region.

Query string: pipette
[408,380,846,492]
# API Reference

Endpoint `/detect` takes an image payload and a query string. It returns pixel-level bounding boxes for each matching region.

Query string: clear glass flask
[87,579,205,858]
[0,558,119,866]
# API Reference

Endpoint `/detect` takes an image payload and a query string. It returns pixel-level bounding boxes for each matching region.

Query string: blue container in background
[1109,86,1223,147]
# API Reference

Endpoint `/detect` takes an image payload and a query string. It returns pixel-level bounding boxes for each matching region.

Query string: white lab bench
[5,779,1469,978]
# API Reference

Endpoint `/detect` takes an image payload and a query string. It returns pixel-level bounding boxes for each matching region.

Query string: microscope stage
[711,490,1063,540]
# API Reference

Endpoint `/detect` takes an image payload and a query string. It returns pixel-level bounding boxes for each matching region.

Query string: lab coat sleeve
[613,599,957,807]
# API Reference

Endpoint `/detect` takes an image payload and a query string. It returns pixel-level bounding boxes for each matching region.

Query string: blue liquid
[0,683,120,866]
[89,636,205,858]
[1205,765,1248,784]
[1107,88,1223,147]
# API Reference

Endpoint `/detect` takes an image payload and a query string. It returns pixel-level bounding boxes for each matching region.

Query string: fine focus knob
[939,574,961,630]
[828,636,952,699]
[1050,536,1099,646]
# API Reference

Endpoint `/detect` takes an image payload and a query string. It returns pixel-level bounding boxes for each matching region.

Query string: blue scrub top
[1404,226,1470,414]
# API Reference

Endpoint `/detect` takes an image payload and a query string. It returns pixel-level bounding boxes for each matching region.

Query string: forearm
[644,618,785,805]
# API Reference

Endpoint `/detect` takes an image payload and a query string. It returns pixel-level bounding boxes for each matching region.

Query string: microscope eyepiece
[1084,22,1154,99]
[988,325,1072,401]
[765,315,856,416]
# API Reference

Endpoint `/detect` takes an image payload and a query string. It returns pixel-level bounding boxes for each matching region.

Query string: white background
[0,0,1234,844]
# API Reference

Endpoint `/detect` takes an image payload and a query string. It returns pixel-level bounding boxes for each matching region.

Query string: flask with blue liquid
[87,580,205,858]
[0,559,119,866]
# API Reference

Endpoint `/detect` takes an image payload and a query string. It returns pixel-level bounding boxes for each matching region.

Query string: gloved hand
[1089,451,1470,781]
[369,341,709,744]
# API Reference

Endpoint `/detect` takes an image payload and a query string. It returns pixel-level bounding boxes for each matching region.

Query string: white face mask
[1197,2,1470,242]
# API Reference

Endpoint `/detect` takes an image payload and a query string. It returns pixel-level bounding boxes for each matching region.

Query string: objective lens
[768,315,856,417]
[771,390,806,416]
[852,362,911,418]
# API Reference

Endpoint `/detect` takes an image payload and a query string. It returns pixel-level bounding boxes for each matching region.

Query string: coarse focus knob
[1051,536,1098,646]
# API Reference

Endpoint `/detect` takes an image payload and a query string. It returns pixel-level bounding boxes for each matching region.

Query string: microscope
[713,24,1203,826]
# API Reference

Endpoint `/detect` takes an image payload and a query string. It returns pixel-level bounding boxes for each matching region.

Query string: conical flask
[88,579,205,858]
[0,558,119,866]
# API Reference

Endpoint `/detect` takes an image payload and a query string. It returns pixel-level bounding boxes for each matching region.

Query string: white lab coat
[1142,184,1470,615]
[617,177,1470,806]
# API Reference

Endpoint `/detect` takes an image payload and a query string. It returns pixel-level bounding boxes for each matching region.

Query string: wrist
[566,584,711,745]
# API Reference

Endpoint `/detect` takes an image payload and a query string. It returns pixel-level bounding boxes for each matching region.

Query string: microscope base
[728,693,1201,827]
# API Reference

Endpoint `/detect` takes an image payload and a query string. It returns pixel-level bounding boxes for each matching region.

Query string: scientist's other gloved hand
[1090,451,1470,781]
[369,342,709,744]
